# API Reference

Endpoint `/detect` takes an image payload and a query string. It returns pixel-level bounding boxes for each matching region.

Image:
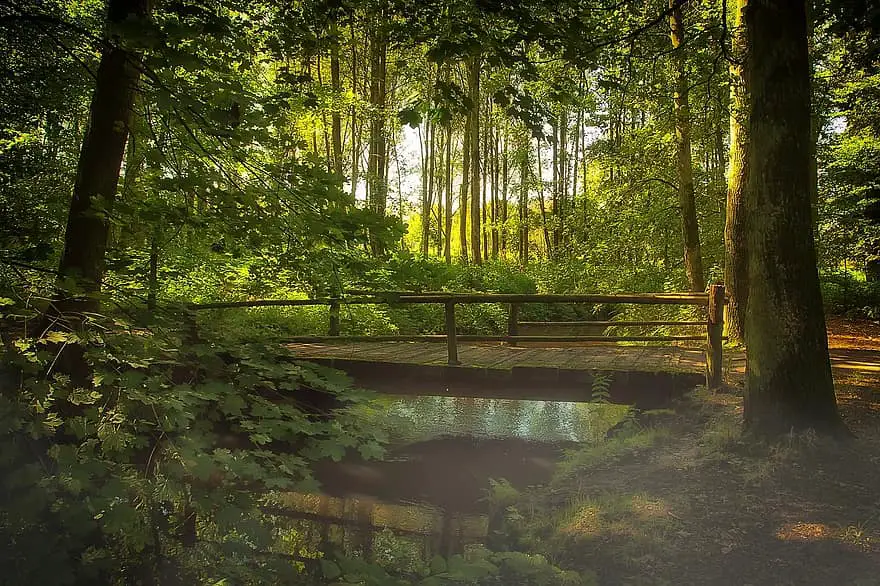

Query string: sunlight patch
[561,505,602,537]
[775,522,833,541]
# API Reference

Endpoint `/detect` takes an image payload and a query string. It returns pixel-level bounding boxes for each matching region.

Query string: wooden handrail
[188,292,710,311]
[187,287,726,388]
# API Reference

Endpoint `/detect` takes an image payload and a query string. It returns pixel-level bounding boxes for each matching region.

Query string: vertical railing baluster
[507,303,519,346]
[445,301,459,365]
[328,299,340,336]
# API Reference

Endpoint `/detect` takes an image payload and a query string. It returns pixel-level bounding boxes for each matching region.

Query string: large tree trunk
[459,117,470,263]
[669,0,705,292]
[468,57,482,265]
[724,0,749,344]
[742,0,845,436]
[57,0,151,311]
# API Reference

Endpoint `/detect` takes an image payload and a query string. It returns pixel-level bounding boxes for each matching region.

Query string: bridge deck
[287,341,728,407]
[287,341,712,375]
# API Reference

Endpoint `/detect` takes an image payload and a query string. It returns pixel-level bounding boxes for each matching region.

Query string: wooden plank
[283,335,708,343]
[517,320,708,327]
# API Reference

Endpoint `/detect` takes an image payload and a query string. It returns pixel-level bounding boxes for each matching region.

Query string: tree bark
[518,140,529,265]
[444,124,453,264]
[468,56,482,265]
[724,0,749,344]
[367,21,388,255]
[501,126,509,258]
[420,119,431,257]
[536,140,552,256]
[57,0,152,311]
[742,0,845,436]
[459,116,470,263]
[669,0,706,292]
[330,21,343,178]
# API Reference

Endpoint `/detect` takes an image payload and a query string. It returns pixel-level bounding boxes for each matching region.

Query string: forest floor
[545,317,880,585]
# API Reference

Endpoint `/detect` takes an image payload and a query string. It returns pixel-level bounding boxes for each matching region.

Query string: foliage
[0,302,384,585]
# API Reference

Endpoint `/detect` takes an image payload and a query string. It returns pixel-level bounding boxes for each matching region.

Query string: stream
[274,395,630,557]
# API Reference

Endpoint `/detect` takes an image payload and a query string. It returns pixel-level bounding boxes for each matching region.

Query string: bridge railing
[189,285,725,388]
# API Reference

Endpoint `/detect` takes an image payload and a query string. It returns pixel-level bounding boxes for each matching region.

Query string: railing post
[507,303,519,346]
[445,301,459,365]
[328,299,340,336]
[706,284,724,389]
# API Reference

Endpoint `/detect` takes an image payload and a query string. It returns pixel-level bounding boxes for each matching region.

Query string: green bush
[820,271,880,318]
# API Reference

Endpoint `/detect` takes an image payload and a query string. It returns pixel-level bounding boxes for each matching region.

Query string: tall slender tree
[56,0,153,311]
[725,0,749,343]
[669,0,705,292]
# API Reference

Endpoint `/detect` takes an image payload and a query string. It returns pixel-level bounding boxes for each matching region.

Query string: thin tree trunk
[536,140,552,256]
[469,56,482,265]
[742,0,845,436]
[444,124,453,264]
[350,16,360,198]
[725,0,749,343]
[367,20,388,255]
[331,22,343,177]
[551,121,560,254]
[558,109,568,253]
[501,126,509,258]
[146,226,160,312]
[460,117,470,263]
[482,116,489,258]
[57,0,152,310]
[518,140,529,265]
[420,120,430,257]
[669,1,706,292]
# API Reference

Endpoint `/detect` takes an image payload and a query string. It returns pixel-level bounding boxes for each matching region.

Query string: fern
[589,371,613,403]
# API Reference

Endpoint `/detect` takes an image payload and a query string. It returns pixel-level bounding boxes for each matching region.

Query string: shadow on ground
[535,387,880,585]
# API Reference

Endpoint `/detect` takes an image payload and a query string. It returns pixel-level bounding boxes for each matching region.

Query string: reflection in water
[362,394,630,444]
[276,396,632,564]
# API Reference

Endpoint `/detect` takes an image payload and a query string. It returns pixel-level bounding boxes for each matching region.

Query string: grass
[509,377,880,585]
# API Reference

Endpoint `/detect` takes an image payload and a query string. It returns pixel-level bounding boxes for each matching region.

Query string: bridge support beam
[445,301,459,365]
[706,284,725,389]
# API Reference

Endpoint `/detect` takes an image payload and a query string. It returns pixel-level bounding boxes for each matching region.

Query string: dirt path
[543,318,880,585]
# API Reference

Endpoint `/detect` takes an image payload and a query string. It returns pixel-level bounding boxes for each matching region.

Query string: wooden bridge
[190,287,726,408]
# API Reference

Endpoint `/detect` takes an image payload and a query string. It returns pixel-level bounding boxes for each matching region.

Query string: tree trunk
[350,15,360,198]
[491,117,499,260]
[742,0,845,436]
[57,0,152,311]
[459,116,470,263]
[146,226,160,313]
[518,141,529,264]
[669,0,706,292]
[420,120,431,257]
[331,22,344,177]
[482,117,488,258]
[367,21,388,255]
[724,0,749,344]
[536,140,552,256]
[468,56,482,265]
[444,124,453,264]
[501,126,509,258]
